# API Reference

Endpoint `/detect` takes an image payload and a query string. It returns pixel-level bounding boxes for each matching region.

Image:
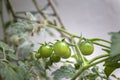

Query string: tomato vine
[0,0,120,80]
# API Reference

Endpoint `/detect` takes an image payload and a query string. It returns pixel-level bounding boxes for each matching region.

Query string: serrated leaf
[7,52,18,60]
[104,61,120,77]
[0,66,20,80]
[17,41,33,59]
[32,61,46,76]
[0,41,10,52]
[108,56,120,62]
[104,67,116,78]
[6,21,34,35]
[16,65,35,80]
[110,32,120,59]
[52,65,75,79]
[8,62,17,69]
[104,61,120,67]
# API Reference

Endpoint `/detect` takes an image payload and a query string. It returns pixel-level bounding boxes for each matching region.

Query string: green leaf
[0,66,20,80]
[104,67,116,78]
[79,70,98,80]
[17,41,33,59]
[16,65,35,80]
[0,40,10,52]
[52,65,75,79]
[104,61,120,77]
[6,20,34,35]
[7,52,18,60]
[8,62,18,69]
[110,32,120,61]
[104,32,120,77]
[32,61,46,77]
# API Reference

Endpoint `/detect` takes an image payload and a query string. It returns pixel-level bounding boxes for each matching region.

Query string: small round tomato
[50,53,61,63]
[53,40,71,59]
[79,41,94,55]
[35,52,41,59]
[38,44,53,58]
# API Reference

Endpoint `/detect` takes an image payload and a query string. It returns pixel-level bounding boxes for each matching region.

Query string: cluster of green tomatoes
[35,39,94,63]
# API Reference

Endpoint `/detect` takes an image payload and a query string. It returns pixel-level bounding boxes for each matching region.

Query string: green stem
[46,22,81,38]
[3,50,6,60]
[0,59,8,63]
[71,37,80,61]
[88,54,109,64]
[74,42,86,64]
[71,57,108,80]
[88,57,108,67]
[89,38,111,44]
[93,42,110,49]
[71,66,86,80]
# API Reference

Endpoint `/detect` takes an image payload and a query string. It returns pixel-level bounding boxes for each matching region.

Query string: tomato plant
[0,0,119,80]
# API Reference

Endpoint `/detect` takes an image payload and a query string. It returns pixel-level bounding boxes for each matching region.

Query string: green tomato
[38,44,53,58]
[50,53,61,63]
[79,41,94,55]
[53,40,71,59]
[35,52,41,59]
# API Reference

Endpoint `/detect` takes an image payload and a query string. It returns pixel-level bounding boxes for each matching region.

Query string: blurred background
[0,0,120,79]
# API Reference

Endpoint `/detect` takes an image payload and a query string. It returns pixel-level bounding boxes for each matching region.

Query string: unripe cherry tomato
[79,41,94,55]
[35,52,41,59]
[53,40,71,59]
[38,44,53,58]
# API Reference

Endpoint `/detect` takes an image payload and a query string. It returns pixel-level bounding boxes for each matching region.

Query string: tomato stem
[71,66,86,80]
[74,42,87,65]
[88,57,108,67]
[93,42,111,49]
[45,21,81,38]
[89,38,111,44]
[71,57,108,80]
[88,54,109,64]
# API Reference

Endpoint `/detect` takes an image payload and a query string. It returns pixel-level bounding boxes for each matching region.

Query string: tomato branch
[89,38,111,44]
[93,42,111,49]
[74,42,87,64]
[71,57,108,80]
[88,54,109,64]
[46,21,81,38]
